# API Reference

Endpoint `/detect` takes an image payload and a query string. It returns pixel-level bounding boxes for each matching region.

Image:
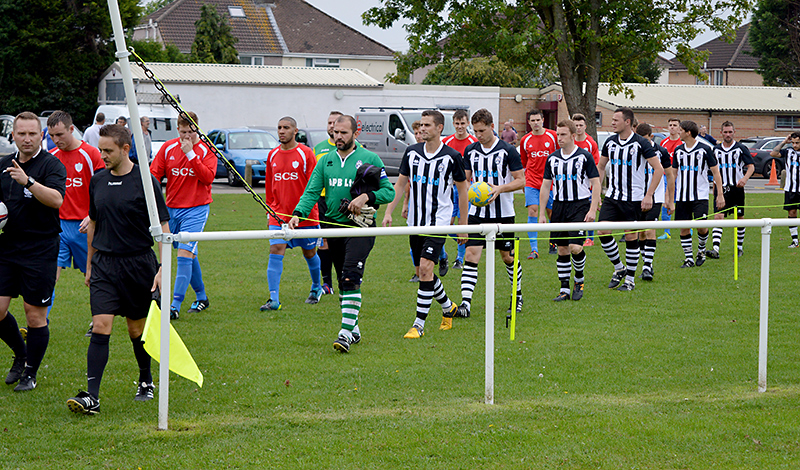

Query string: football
[0,201,7,230]
[468,181,493,207]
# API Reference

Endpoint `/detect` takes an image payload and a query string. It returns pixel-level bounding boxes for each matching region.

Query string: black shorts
[641,203,663,222]
[598,198,641,222]
[784,192,800,212]
[675,200,709,221]
[90,250,159,320]
[466,215,516,251]
[0,236,59,307]
[714,185,745,217]
[550,199,590,246]
[409,235,446,266]
[327,231,375,290]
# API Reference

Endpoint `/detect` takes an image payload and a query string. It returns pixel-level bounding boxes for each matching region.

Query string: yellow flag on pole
[142,301,204,387]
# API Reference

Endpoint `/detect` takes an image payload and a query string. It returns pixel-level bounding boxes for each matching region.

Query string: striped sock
[557,254,571,293]
[415,280,435,326]
[340,289,361,333]
[572,250,586,284]
[505,260,523,296]
[791,226,798,243]
[431,276,453,313]
[643,240,657,269]
[680,234,693,260]
[600,236,624,271]
[698,232,708,252]
[461,261,478,309]
[711,227,723,252]
[625,240,639,283]
[737,227,745,251]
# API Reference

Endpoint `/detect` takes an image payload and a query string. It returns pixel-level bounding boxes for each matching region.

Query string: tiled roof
[269,0,394,57]
[671,23,758,71]
[142,0,283,55]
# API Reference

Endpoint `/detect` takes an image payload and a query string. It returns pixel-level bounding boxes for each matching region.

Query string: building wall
[597,110,778,138]
[281,57,397,82]
[669,70,764,86]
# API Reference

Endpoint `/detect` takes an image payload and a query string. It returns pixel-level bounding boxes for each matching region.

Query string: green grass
[2,192,800,469]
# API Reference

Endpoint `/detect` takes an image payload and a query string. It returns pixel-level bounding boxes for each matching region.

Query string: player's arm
[710,164,725,209]
[665,166,676,214]
[739,145,755,187]
[770,136,792,158]
[587,176,601,222]
[455,178,469,242]
[185,145,217,185]
[84,218,96,287]
[264,153,275,207]
[7,159,64,208]
[382,174,409,227]
[152,221,170,293]
[538,178,552,223]
[489,168,524,203]
[642,142,662,211]
[289,163,326,229]
[150,143,167,179]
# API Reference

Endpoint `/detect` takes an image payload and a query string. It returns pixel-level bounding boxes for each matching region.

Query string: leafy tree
[364,0,752,137]
[423,56,558,88]
[142,0,175,17]
[0,0,140,126]
[130,39,186,63]
[189,3,239,64]
[750,0,800,86]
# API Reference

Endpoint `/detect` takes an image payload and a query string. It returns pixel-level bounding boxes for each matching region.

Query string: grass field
[2,192,799,469]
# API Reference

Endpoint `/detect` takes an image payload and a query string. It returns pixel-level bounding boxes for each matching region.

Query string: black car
[740,136,792,179]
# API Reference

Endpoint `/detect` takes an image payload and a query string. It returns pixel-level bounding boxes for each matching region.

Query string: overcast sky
[305,0,411,52]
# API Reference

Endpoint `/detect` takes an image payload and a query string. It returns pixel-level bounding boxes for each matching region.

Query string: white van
[355,108,459,176]
[94,104,179,157]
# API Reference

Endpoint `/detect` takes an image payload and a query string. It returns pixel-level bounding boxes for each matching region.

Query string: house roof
[671,23,758,71]
[593,83,800,113]
[143,0,283,55]
[141,0,394,58]
[112,62,383,88]
[269,0,394,57]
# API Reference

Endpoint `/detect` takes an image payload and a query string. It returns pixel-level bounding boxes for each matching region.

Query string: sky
[305,0,411,52]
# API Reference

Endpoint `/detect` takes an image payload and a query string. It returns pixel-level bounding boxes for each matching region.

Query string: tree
[750,0,800,86]
[189,3,239,64]
[142,0,175,17]
[423,57,523,87]
[364,0,752,137]
[130,39,186,63]
[0,0,140,126]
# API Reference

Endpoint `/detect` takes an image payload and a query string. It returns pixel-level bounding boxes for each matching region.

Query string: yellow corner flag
[143,301,204,387]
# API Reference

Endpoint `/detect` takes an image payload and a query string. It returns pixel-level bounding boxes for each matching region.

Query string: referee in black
[0,112,66,392]
[67,124,170,415]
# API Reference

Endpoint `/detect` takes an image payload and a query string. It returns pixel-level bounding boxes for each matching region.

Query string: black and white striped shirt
[644,142,672,204]
[781,147,800,193]
[672,140,718,202]
[601,132,656,202]
[542,147,599,202]
[713,141,753,188]
[463,139,523,218]
[399,142,466,226]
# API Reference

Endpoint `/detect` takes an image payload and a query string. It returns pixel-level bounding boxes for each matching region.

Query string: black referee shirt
[89,166,170,255]
[0,149,66,240]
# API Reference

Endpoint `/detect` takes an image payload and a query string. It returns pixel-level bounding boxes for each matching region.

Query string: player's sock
[46,288,55,317]
[557,254,571,293]
[698,232,708,253]
[588,230,595,241]
[170,256,192,310]
[24,325,48,378]
[457,243,465,263]
[190,256,207,301]
[600,235,624,271]
[527,216,538,253]
[790,226,798,243]
[439,247,448,262]
[415,279,435,324]
[638,239,646,251]
[643,240,657,268]
[431,276,453,312]
[738,227,745,251]
[130,334,152,384]
[680,234,693,260]
[304,253,322,290]
[461,261,478,308]
[267,253,284,303]
[572,250,586,283]
[711,227,723,252]
[318,248,333,287]
[625,240,639,283]
[340,289,361,333]
[87,332,110,399]
[505,260,523,296]
[0,313,26,358]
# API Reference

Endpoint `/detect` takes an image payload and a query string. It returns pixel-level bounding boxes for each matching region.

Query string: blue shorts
[58,219,89,273]
[525,186,554,210]
[168,204,210,254]
[269,225,321,250]
[451,187,460,219]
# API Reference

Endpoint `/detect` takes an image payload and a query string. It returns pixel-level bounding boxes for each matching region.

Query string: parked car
[0,115,14,155]
[207,128,279,186]
[296,128,329,150]
[740,136,791,179]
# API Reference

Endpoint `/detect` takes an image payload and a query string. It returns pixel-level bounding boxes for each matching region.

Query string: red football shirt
[443,134,478,157]
[150,138,217,208]
[520,129,559,189]
[51,142,105,220]
[659,136,683,164]
[575,135,600,164]
[265,144,319,227]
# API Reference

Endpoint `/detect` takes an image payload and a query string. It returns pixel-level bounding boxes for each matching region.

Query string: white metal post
[485,227,497,405]
[158,239,172,429]
[758,221,772,393]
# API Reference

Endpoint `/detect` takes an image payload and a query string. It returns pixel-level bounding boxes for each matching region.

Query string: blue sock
[457,242,465,262]
[661,205,671,235]
[409,248,415,266]
[305,253,322,290]
[268,254,284,303]
[527,216,538,252]
[588,230,595,241]
[171,256,192,310]
[190,256,207,301]
[46,288,55,319]
[439,246,448,261]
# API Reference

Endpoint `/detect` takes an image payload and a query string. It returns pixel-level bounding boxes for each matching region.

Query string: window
[228,6,245,17]
[595,112,602,126]
[389,114,404,140]
[776,115,800,130]
[697,70,724,86]
[305,58,340,68]
[105,79,125,103]
[240,56,263,66]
